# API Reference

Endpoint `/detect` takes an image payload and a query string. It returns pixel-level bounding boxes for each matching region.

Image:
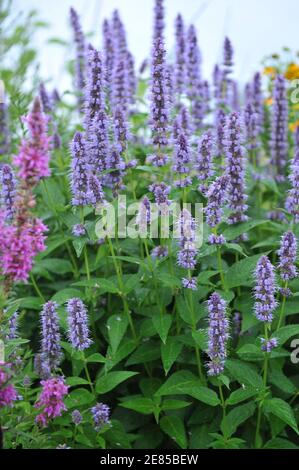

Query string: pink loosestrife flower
[0,215,47,282]
[0,365,18,408]
[35,377,69,427]
[13,97,51,182]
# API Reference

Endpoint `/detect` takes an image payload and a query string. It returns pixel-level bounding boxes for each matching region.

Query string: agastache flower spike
[35,377,68,427]
[277,231,298,281]
[70,132,89,206]
[6,310,19,340]
[66,298,92,351]
[254,255,277,323]
[270,74,288,181]
[148,36,169,167]
[91,403,110,431]
[174,14,186,98]
[244,103,259,152]
[0,97,10,156]
[111,58,130,114]
[0,164,17,220]
[252,72,264,132]
[40,301,62,371]
[285,149,299,222]
[86,110,109,173]
[14,97,51,183]
[207,292,229,376]
[224,112,248,224]
[177,209,198,270]
[205,175,228,227]
[84,45,106,132]
[172,126,192,187]
[215,108,227,158]
[153,0,165,40]
[70,7,86,106]
[195,130,214,191]
[113,106,130,152]
[39,83,53,113]
[102,19,115,93]
[260,337,278,353]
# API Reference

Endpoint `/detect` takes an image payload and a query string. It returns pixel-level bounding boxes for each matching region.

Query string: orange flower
[264,97,273,106]
[285,63,299,81]
[263,66,276,77]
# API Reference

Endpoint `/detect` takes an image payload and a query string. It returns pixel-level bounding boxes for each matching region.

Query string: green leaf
[119,397,155,415]
[225,359,263,388]
[274,325,299,345]
[37,258,73,274]
[160,416,187,449]
[269,369,297,395]
[221,402,256,438]
[107,314,128,354]
[224,254,263,289]
[126,341,160,365]
[86,353,106,364]
[152,313,172,344]
[264,398,299,434]
[96,371,138,394]
[226,387,258,406]
[65,389,94,408]
[192,329,208,350]
[51,288,84,304]
[223,219,268,242]
[156,272,181,288]
[155,371,220,406]
[162,399,191,410]
[263,438,299,449]
[161,338,183,375]
[65,377,90,387]
[237,344,264,361]
[73,278,118,293]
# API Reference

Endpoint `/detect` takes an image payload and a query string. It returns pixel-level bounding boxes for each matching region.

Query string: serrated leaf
[96,371,138,394]
[86,353,106,363]
[73,278,118,293]
[107,314,128,354]
[223,220,268,242]
[224,254,263,289]
[65,388,94,408]
[126,341,160,366]
[51,288,84,304]
[274,325,299,345]
[119,397,155,415]
[225,359,263,388]
[221,402,256,438]
[160,416,187,449]
[152,313,172,344]
[161,338,183,375]
[264,398,299,434]
[66,377,90,386]
[226,387,258,406]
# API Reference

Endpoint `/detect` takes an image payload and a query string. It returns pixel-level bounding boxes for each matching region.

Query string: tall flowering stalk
[148,36,169,167]
[172,125,192,188]
[70,132,89,206]
[215,108,226,159]
[153,0,165,40]
[174,14,186,99]
[207,292,229,376]
[285,148,299,222]
[14,97,51,183]
[0,365,18,408]
[84,45,106,133]
[195,130,214,192]
[35,377,69,427]
[244,103,259,166]
[70,7,86,107]
[270,74,288,181]
[102,19,115,93]
[224,112,248,225]
[40,301,62,372]
[277,231,297,282]
[66,298,92,351]
[254,256,277,323]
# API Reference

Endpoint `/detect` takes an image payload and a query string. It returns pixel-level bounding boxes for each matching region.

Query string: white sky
[14,0,299,91]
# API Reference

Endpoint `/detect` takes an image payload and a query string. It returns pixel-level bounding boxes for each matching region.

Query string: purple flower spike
[72,409,83,426]
[244,103,259,151]
[285,149,299,222]
[72,224,86,237]
[223,37,234,71]
[91,403,110,431]
[260,337,278,353]
[207,292,229,376]
[0,163,17,220]
[277,231,298,281]
[66,298,92,351]
[195,130,214,185]
[39,83,53,113]
[153,0,165,40]
[6,310,19,340]
[0,98,10,156]
[70,7,86,106]
[224,112,248,224]
[87,110,109,173]
[151,245,168,258]
[208,234,226,245]
[149,182,171,206]
[84,45,106,131]
[102,19,115,92]
[215,108,227,158]
[70,132,89,206]
[40,301,62,372]
[270,74,288,181]
[113,105,130,152]
[172,126,192,187]
[174,14,186,98]
[254,256,277,323]
[112,58,130,114]
[205,175,228,227]
[182,277,197,290]
[149,35,169,165]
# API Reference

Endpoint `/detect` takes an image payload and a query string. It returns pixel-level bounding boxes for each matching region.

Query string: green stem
[212,227,226,291]
[30,273,45,302]
[255,324,270,448]
[83,357,95,395]
[106,237,137,341]
[218,382,226,421]
[276,281,288,331]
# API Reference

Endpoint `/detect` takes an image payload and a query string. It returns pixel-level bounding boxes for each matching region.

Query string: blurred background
[13,0,299,90]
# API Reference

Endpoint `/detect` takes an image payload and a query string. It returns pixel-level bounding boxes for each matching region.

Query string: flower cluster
[207,293,229,376]
[66,298,92,351]
[35,377,69,427]
[91,403,110,431]
[254,256,277,323]
[277,231,298,281]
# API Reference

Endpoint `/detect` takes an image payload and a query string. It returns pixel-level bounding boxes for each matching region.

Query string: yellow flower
[289,119,299,132]
[263,66,276,77]
[285,63,299,81]
[264,97,273,106]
